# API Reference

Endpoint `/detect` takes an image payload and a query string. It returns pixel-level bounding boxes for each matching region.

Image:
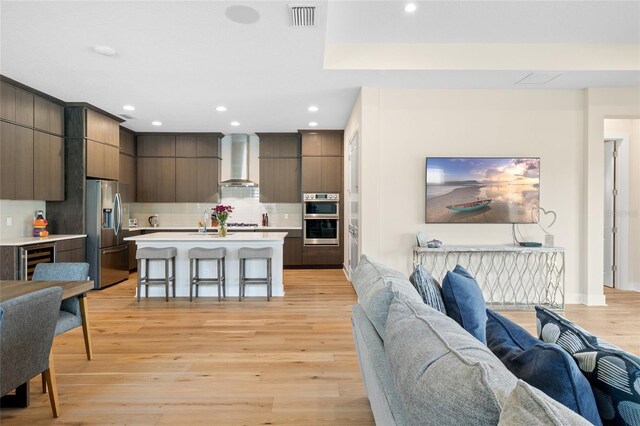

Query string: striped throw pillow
[409,265,447,315]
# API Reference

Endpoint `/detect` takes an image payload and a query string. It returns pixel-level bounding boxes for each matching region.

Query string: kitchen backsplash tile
[130,197,302,228]
[0,200,46,238]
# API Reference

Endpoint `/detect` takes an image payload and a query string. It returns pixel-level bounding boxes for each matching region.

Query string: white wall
[604,119,640,290]
[0,200,46,238]
[356,88,588,303]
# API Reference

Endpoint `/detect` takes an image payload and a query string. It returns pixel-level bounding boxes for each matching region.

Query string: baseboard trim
[619,281,640,292]
[565,293,607,306]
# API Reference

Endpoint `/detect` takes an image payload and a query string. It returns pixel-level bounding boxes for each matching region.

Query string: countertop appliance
[304,193,339,245]
[86,180,130,289]
[148,214,159,227]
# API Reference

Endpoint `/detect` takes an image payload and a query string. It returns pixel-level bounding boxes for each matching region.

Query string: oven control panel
[304,193,339,200]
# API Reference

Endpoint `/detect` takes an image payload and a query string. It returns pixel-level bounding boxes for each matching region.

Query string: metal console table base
[413,245,565,311]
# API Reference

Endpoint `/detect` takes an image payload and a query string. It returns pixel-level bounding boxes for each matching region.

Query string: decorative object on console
[536,306,640,426]
[416,232,429,247]
[426,239,442,248]
[425,157,540,224]
[486,309,602,424]
[409,265,447,314]
[441,265,488,343]
[32,210,49,237]
[212,205,234,237]
[538,207,557,247]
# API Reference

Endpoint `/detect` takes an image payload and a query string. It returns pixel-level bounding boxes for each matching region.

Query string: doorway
[347,132,359,279]
[603,139,619,288]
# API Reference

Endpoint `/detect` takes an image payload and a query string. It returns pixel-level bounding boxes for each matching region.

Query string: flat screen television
[425,157,540,224]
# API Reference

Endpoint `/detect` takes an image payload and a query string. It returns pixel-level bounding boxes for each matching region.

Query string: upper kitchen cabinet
[65,104,123,181]
[175,134,220,158]
[300,130,343,194]
[300,131,342,156]
[0,78,65,200]
[257,133,301,203]
[137,157,176,202]
[0,81,34,127]
[119,128,136,198]
[137,135,176,157]
[175,158,220,203]
[34,96,63,135]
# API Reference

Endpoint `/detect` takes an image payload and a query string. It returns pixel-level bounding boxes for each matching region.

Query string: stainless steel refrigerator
[86,180,129,289]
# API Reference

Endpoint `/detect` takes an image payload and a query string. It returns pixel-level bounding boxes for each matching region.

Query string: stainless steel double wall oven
[303,193,339,245]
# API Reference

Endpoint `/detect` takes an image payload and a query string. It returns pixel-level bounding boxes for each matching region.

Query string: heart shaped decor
[538,208,557,230]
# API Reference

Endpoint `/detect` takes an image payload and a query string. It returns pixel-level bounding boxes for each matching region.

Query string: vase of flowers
[212,205,234,237]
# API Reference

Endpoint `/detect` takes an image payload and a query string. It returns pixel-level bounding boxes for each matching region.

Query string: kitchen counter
[0,234,87,247]
[124,232,287,298]
[126,226,301,231]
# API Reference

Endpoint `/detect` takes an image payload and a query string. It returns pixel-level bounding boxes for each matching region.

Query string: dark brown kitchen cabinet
[33,131,64,201]
[0,122,33,200]
[119,153,136,195]
[137,135,176,157]
[320,156,343,193]
[175,135,220,158]
[34,96,63,135]
[258,133,301,158]
[301,132,342,156]
[119,129,135,156]
[301,157,322,193]
[137,157,176,202]
[260,158,300,203]
[86,108,119,147]
[55,237,86,263]
[283,232,302,267]
[0,82,34,127]
[175,158,220,202]
[302,245,343,266]
[87,140,119,181]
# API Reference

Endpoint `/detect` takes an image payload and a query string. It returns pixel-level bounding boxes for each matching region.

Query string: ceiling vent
[290,5,315,26]
[118,113,135,120]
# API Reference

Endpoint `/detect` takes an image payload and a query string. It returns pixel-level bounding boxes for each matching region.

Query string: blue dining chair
[0,286,63,417]
[32,263,93,360]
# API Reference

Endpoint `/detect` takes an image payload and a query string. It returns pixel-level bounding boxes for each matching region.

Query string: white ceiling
[1,1,638,133]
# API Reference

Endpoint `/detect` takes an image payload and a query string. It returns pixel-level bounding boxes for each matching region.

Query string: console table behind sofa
[413,245,565,311]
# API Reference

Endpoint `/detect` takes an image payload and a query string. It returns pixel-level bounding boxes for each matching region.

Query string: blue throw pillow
[409,265,447,315]
[441,266,487,344]
[536,306,640,426]
[486,309,602,425]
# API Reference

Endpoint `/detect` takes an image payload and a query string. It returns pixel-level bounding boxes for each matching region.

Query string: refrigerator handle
[114,192,122,236]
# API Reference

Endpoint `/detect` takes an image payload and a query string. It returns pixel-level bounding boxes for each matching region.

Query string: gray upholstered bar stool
[188,247,226,301]
[136,247,177,302]
[238,247,273,301]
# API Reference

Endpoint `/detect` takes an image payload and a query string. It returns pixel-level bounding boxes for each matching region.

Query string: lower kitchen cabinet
[302,245,343,266]
[283,229,302,267]
[124,230,141,271]
[55,237,86,263]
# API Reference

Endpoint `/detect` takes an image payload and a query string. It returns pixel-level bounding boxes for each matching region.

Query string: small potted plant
[211,205,234,237]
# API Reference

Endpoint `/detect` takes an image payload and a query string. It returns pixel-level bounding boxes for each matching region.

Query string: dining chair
[32,262,93,362]
[0,286,63,417]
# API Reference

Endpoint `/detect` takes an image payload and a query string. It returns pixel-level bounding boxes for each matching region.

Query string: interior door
[603,140,617,288]
[348,133,359,278]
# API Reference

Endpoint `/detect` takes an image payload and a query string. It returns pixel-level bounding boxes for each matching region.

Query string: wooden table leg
[79,295,93,360]
[43,351,60,418]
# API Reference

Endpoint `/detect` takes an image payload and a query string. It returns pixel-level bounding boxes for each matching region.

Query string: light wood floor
[1,271,638,424]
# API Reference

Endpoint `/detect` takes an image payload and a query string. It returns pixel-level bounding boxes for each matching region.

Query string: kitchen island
[124,232,287,298]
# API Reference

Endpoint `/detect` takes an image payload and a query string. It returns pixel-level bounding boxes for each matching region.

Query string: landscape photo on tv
[425,157,540,223]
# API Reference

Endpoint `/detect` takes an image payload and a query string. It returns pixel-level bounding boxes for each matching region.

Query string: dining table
[0,279,94,408]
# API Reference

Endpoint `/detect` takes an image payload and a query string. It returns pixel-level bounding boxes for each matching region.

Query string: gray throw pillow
[351,255,422,339]
[409,265,447,314]
[499,380,593,425]
[384,296,517,425]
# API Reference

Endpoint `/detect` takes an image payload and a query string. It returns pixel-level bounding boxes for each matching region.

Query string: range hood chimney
[220,134,258,187]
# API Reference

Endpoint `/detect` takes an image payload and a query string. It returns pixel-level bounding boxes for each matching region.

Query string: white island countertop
[124,231,288,242]
[125,226,300,231]
[0,234,87,247]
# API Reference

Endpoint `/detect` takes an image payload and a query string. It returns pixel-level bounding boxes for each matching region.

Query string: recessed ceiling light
[404,3,417,13]
[308,121,318,127]
[225,5,260,25]
[152,121,162,126]
[230,121,240,126]
[93,45,117,56]
[123,105,135,111]
[216,105,227,112]
[308,105,319,112]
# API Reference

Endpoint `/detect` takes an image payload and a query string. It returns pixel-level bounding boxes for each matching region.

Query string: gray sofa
[351,255,592,426]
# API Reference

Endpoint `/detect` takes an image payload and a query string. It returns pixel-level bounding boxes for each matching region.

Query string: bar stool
[238,247,273,301]
[188,247,226,301]
[136,247,177,302]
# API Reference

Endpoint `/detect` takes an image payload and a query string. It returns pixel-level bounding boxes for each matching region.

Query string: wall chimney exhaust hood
[220,134,258,187]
